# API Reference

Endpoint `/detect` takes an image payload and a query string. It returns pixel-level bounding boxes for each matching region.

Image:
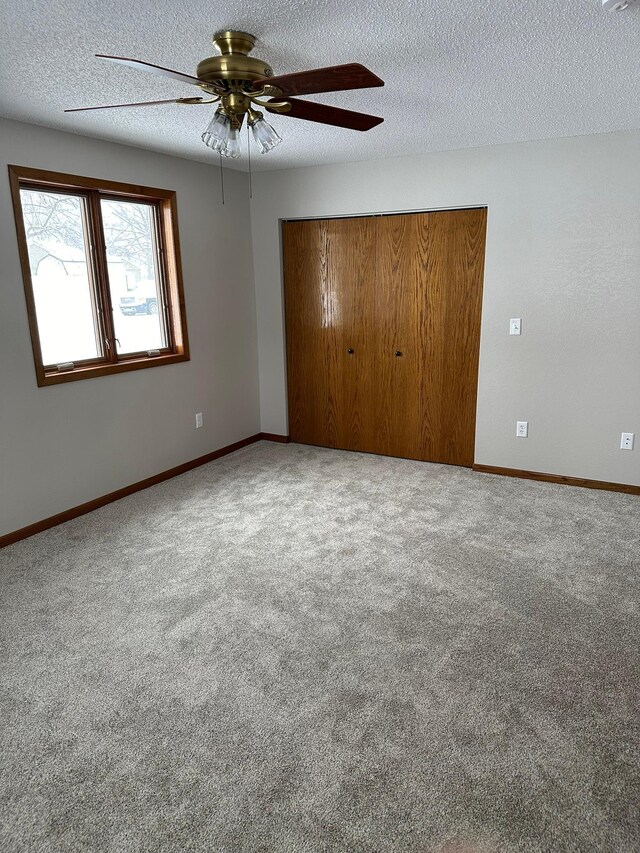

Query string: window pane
[100,199,168,355]
[19,189,101,365]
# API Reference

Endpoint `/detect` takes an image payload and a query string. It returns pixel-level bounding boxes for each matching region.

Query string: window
[9,166,189,386]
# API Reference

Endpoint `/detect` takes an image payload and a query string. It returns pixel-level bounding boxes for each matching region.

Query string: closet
[282,208,487,467]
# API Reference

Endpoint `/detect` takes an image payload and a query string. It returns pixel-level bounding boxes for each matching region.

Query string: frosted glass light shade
[202,110,230,151]
[221,128,241,159]
[250,116,282,153]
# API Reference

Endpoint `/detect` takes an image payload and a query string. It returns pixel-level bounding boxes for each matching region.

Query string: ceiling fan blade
[255,63,383,96]
[96,54,213,90]
[65,97,202,113]
[268,97,383,131]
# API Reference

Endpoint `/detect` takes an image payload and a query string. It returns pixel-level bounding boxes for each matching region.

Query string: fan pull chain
[247,123,252,199]
[219,152,225,205]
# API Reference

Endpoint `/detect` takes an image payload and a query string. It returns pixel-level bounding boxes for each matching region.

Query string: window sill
[39,351,190,386]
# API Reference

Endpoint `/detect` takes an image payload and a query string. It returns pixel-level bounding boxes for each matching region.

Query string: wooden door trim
[281,204,488,224]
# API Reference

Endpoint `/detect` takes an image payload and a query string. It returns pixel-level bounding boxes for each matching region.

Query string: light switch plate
[510,318,522,335]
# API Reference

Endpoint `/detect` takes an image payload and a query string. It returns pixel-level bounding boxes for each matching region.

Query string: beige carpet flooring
[1,441,638,852]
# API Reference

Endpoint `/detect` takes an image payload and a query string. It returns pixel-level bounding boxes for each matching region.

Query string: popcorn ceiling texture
[1,0,639,171]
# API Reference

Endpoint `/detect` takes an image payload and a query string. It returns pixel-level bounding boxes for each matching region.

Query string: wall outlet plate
[620,432,634,450]
[516,421,529,437]
[510,318,522,335]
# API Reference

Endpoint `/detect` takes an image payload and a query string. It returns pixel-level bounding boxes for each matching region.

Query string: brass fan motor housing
[197,30,274,85]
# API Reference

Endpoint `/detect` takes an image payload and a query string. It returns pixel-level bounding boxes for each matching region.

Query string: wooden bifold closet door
[283,207,487,467]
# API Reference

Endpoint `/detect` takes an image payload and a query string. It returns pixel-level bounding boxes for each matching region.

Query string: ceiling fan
[65,30,385,159]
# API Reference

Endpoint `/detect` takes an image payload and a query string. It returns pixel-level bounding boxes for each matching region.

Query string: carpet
[1,441,638,852]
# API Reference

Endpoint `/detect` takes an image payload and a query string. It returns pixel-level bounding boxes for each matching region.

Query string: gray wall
[0,118,260,536]
[250,131,640,486]
[3,121,639,538]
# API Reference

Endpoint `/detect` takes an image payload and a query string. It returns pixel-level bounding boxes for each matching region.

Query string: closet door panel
[421,208,487,466]
[374,214,430,460]
[325,217,378,453]
[283,219,334,446]
[283,208,487,466]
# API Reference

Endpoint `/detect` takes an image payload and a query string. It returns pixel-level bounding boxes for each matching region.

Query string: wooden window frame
[8,165,190,386]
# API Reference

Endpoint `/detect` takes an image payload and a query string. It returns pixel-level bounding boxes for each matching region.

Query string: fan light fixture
[202,105,282,158]
[64,30,385,168]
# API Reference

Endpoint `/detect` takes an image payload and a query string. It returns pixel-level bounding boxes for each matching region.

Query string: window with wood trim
[9,166,190,386]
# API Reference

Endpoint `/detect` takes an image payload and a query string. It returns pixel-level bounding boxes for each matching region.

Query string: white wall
[0,118,260,536]
[250,131,640,486]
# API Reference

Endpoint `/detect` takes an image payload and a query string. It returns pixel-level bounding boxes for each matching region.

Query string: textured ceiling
[1,0,639,172]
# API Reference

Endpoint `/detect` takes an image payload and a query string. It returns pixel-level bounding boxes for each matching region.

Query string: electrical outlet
[620,432,634,450]
[195,412,203,429]
[510,318,522,335]
[516,421,529,438]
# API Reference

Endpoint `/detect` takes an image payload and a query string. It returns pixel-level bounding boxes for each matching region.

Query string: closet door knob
[347,348,354,354]
[395,351,403,357]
